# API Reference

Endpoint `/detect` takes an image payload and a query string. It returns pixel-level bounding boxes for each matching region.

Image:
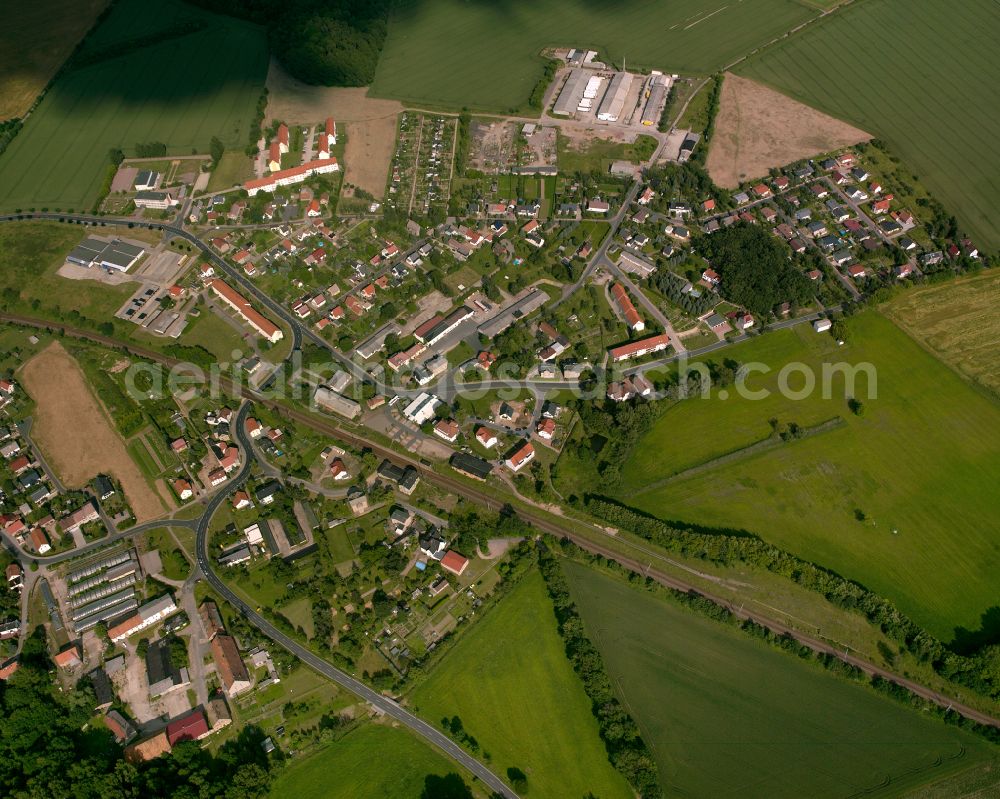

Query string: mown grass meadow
[617,312,1000,641]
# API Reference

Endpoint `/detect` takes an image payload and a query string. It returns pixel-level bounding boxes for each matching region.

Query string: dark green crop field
[563,559,997,797]
[737,0,1000,250]
[372,0,816,112]
[0,0,267,212]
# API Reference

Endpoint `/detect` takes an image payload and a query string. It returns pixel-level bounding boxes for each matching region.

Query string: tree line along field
[561,559,999,798]
[371,0,817,113]
[0,0,267,213]
[409,569,634,799]
[616,312,1000,643]
[736,0,1000,250]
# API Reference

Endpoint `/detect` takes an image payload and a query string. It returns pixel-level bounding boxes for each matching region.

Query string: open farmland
[18,342,168,522]
[0,0,267,212]
[409,569,633,799]
[737,0,1000,249]
[0,0,110,120]
[884,270,1000,396]
[561,559,998,797]
[268,722,478,799]
[618,313,1000,641]
[706,73,870,188]
[372,0,817,112]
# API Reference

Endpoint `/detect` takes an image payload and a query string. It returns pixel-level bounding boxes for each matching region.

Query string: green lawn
[0,0,267,212]
[409,569,633,799]
[145,529,190,581]
[268,723,471,799]
[619,312,1000,641]
[319,525,357,565]
[562,559,997,798]
[372,0,816,112]
[126,438,161,481]
[281,597,315,640]
[737,0,1000,250]
[558,133,658,174]
[206,151,254,193]
[174,308,250,362]
[676,75,718,132]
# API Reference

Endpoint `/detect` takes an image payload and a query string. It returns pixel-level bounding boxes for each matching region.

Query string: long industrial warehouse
[597,72,632,121]
[553,69,590,116]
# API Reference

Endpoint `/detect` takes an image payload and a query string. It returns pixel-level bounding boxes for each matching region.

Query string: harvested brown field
[18,342,168,522]
[265,60,402,199]
[706,73,870,189]
[884,270,1000,396]
[0,0,110,119]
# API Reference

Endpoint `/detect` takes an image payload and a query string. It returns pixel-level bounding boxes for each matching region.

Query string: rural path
[3,311,999,736]
[407,115,425,217]
[17,418,66,493]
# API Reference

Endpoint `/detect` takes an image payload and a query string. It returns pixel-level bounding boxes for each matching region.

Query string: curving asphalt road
[196,404,518,798]
[3,215,998,739]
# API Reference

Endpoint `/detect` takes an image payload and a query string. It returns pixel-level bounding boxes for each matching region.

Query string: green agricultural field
[737,0,1000,249]
[410,569,633,799]
[561,559,997,797]
[618,312,1000,641]
[884,269,1000,397]
[372,0,816,112]
[268,723,474,799]
[0,0,267,212]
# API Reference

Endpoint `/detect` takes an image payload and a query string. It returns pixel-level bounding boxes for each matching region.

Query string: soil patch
[18,342,167,522]
[265,60,402,199]
[706,73,870,189]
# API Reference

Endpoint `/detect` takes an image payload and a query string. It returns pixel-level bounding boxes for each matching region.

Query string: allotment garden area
[561,559,999,798]
[0,0,267,212]
[372,0,817,112]
[610,312,1000,642]
[737,0,1000,250]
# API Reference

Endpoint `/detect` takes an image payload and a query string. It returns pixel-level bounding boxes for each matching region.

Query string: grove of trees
[188,0,391,86]
[695,221,814,317]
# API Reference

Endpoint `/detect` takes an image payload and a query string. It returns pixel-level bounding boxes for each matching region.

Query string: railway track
[4,312,998,731]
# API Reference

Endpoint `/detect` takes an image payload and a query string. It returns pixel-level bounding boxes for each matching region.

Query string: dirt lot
[470,120,516,171]
[706,73,870,188]
[18,342,167,522]
[0,0,110,119]
[265,60,402,199]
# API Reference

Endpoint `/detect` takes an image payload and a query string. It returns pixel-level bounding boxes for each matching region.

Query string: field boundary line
[632,415,846,495]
